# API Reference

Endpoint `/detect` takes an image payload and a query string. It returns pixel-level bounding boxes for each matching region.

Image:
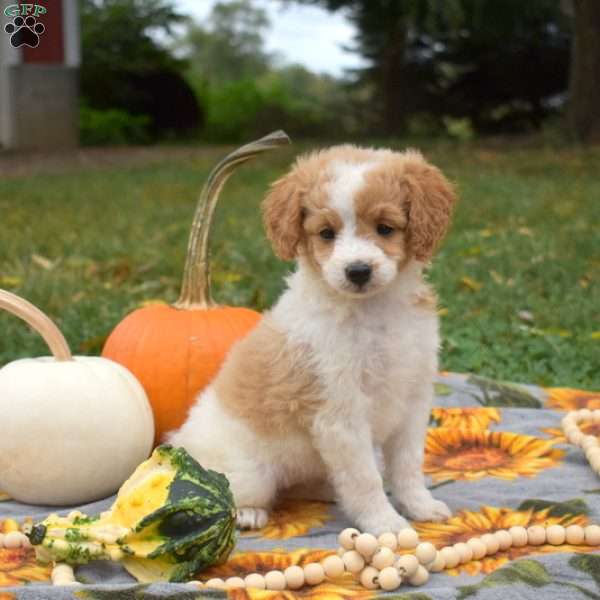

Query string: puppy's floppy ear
[402,152,457,262]
[262,172,304,260]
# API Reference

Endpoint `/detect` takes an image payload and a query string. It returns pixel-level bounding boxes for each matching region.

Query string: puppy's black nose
[345,262,372,286]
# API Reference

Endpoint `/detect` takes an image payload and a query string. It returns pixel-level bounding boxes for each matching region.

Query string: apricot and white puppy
[169,145,456,535]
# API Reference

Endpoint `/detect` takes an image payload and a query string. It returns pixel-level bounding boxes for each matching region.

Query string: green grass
[1,140,599,390]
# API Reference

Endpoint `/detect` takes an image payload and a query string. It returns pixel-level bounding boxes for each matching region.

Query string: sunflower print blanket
[1,372,600,599]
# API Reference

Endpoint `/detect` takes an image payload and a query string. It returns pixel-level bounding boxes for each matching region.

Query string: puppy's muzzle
[345,262,372,287]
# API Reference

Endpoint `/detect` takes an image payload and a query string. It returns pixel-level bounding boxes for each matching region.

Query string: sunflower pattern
[241,500,333,540]
[424,428,564,482]
[544,387,600,412]
[430,407,502,430]
[1,374,600,599]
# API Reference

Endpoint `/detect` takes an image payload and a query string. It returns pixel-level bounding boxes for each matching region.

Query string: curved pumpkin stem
[0,289,72,361]
[174,130,291,310]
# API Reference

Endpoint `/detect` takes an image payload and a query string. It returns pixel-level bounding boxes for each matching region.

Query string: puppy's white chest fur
[272,260,439,442]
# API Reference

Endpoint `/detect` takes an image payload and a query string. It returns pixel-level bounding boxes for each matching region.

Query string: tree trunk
[567,0,600,142]
[379,21,408,136]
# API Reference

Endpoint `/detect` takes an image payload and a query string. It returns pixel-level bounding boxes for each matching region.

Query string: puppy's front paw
[401,495,451,522]
[357,509,410,536]
[236,507,269,530]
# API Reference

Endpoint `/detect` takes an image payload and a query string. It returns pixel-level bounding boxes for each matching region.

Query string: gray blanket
[2,372,599,599]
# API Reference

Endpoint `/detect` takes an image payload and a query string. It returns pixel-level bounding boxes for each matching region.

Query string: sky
[174,0,366,77]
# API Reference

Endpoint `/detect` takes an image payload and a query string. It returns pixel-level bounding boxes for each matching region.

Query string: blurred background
[0,0,598,389]
[1,0,597,147]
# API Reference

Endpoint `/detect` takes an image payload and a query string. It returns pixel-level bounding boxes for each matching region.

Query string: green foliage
[182,0,271,86]
[80,0,183,108]
[80,106,151,146]
[80,0,200,141]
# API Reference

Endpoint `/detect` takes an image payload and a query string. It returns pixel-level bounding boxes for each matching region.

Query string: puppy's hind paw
[236,507,269,530]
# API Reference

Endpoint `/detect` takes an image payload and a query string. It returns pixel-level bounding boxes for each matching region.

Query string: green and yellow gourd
[29,446,236,583]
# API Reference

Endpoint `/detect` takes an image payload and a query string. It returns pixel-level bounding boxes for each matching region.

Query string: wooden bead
[359,566,380,590]
[225,577,246,589]
[337,546,346,556]
[566,524,585,545]
[440,546,460,569]
[265,570,286,591]
[378,566,402,591]
[186,581,203,587]
[546,524,566,545]
[3,531,26,549]
[284,566,305,589]
[52,564,74,576]
[395,554,419,577]
[466,537,487,559]
[206,578,226,589]
[592,456,600,472]
[355,533,378,558]
[322,555,345,578]
[453,542,473,564]
[561,415,575,429]
[339,527,360,550]
[244,573,266,589]
[585,447,600,462]
[371,546,395,570]
[342,550,365,573]
[428,551,446,572]
[415,542,437,565]
[527,525,546,546]
[509,526,528,547]
[397,528,419,549]
[378,532,398,551]
[593,409,600,423]
[584,525,600,546]
[569,430,584,445]
[495,529,512,550]
[578,408,593,420]
[408,565,429,586]
[481,533,500,555]
[581,435,598,451]
[303,562,325,585]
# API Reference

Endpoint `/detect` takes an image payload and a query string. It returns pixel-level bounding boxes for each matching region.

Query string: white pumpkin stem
[0,289,72,361]
[174,130,291,310]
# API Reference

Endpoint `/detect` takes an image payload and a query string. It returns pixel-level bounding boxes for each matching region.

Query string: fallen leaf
[517,227,534,236]
[138,299,167,308]
[31,253,55,270]
[518,310,534,322]
[438,307,449,316]
[489,270,504,284]
[460,276,483,292]
[0,275,22,288]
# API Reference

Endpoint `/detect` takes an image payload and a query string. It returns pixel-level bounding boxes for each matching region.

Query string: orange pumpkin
[103,131,291,443]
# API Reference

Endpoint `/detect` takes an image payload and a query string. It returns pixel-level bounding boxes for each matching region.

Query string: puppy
[169,145,456,535]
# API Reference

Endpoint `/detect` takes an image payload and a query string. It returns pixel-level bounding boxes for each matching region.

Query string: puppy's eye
[319,228,335,240]
[376,224,394,236]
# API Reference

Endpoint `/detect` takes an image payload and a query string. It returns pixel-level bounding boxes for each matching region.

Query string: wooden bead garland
[562,408,600,474]
[37,520,600,590]
[39,412,600,590]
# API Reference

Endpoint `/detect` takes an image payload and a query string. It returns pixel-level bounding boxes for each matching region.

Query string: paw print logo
[5,16,45,49]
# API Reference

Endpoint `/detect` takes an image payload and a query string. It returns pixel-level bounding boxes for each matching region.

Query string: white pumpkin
[0,290,155,505]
